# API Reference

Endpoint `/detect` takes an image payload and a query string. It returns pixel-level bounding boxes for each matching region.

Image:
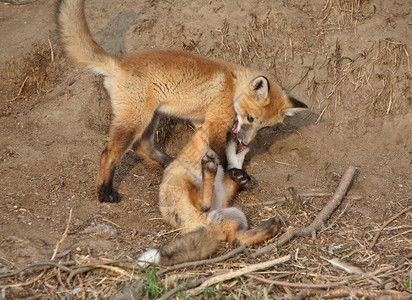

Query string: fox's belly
[159,178,206,233]
[157,101,206,121]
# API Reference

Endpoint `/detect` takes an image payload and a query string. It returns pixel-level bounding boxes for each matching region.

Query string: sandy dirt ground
[0,0,411,298]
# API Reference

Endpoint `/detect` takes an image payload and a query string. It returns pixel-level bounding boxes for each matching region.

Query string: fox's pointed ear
[250,76,270,101]
[283,96,308,117]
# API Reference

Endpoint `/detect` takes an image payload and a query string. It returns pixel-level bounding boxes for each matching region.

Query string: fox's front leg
[200,150,219,212]
[217,136,251,208]
[203,119,230,166]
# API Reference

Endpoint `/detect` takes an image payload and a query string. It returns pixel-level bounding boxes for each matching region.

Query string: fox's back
[116,50,237,119]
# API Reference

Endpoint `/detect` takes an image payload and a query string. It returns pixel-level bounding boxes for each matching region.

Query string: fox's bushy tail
[137,209,282,266]
[56,0,120,75]
[138,226,222,266]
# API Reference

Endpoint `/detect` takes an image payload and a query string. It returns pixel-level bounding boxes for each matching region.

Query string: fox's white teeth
[231,120,239,134]
[236,140,247,153]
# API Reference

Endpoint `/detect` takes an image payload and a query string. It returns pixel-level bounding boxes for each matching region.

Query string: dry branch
[189,255,291,296]
[244,192,334,207]
[51,208,73,260]
[165,255,291,298]
[0,261,74,280]
[0,270,47,289]
[157,245,247,275]
[252,166,357,258]
[244,192,362,208]
[320,288,411,299]
[368,203,412,251]
[246,274,347,289]
[0,0,37,5]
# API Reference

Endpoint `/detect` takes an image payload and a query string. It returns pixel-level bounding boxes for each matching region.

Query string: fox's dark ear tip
[290,96,308,108]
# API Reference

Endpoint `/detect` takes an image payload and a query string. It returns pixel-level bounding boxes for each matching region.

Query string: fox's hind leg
[97,109,155,203]
[132,111,173,168]
[200,150,219,211]
[235,216,282,246]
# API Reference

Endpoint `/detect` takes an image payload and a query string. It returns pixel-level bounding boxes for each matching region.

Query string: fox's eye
[247,114,254,123]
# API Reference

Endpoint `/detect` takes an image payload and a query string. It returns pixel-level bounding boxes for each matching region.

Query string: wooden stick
[244,192,362,208]
[187,255,291,296]
[89,264,143,281]
[246,274,347,289]
[0,261,74,279]
[244,192,334,208]
[161,277,212,300]
[0,0,37,5]
[0,270,47,289]
[15,75,30,98]
[368,202,412,251]
[252,166,356,258]
[51,208,73,260]
[157,245,247,275]
[321,288,412,299]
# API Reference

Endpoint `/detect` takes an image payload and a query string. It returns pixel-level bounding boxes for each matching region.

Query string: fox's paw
[207,210,223,224]
[228,168,250,187]
[259,216,282,238]
[98,186,120,203]
[202,150,219,174]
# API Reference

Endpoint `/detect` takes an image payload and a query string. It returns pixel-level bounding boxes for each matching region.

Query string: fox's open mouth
[236,141,247,153]
[231,120,239,134]
[231,120,247,153]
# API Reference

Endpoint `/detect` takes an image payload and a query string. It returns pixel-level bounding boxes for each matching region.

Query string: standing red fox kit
[56,0,307,203]
[138,128,282,266]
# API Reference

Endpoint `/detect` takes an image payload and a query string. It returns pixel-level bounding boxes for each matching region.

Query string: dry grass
[0,44,66,117]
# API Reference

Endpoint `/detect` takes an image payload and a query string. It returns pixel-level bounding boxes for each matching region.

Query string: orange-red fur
[56,0,307,203]
[138,129,282,266]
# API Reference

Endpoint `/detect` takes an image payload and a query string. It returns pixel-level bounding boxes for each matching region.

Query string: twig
[386,80,393,114]
[252,166,357,258]
[321,288,372,298]
[47,37,54,63]
[377,229,412,245]
[157,245,247,275]
[334,266,391,282]
[246,274,347,289]
[0,260,75,279]
[368,203,412,251]
[187,255,291,296]
[66,259,141,283]
[274,160,297,167]
[0,270,47,289]
[15,75,30,99]
[0,0,37,4]
[90,264,143,280]
[51,208,73,260]
[288,68,311,91]
[161,277,213,300]
[244,192,336,207]
[67,267,92,284]
[321,203,349,232]
[102,217,121,228]
[320,288,411,299]
[315,104,329,124]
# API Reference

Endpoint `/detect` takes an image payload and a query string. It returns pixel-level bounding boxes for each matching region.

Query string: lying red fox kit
[138,128,282,266]
[56,0,307,203]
